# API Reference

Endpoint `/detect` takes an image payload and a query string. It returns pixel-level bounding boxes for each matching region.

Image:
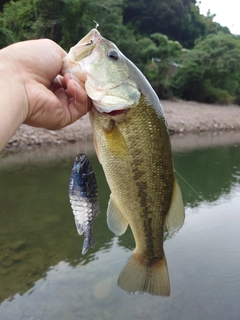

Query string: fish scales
[62,28,185,296]
[69,153,99,255]
[91,96,174,259]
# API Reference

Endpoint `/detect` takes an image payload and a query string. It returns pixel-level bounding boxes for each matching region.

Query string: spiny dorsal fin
[107,195,128,236]
[165,177,185,235]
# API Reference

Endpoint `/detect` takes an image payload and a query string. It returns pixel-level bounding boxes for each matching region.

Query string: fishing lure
[69,153,100,254]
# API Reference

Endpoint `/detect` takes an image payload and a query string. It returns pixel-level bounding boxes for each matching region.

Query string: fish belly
[90,96,185,296]
[90,97,174,259]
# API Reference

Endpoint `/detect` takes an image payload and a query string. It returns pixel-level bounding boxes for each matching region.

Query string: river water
[0,132,240,320]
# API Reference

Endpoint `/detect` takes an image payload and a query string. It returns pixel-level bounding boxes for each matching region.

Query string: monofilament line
[175,169,201,199]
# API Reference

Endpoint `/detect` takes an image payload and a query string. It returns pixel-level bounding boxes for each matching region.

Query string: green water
[0,133,240,320]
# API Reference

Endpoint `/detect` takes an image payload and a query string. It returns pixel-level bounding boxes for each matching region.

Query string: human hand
[2,39,90,130]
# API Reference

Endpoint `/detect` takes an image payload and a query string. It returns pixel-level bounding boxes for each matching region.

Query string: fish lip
[92,106,128,117]
[102,109,128,116]
[73,28,102,60]
[77,28,101,46]
[61,29,102,74]
[75,153,88,167]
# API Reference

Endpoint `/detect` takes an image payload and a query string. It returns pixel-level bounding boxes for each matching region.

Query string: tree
[135,33,182,98]
[172,32,240,104]
[123,0,193,38]
[0,0,63,47]
[60,0,130,50]
[123,0,230,49]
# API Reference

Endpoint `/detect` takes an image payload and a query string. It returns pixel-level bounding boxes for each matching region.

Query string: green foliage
[1,0,240,105]
[59,0,130,50]
[0,26,16,47]
[172,33,240,104]
[1,0,63,44]
[123,0,230,49]
[123,0,192,37]
[136,33,182,98]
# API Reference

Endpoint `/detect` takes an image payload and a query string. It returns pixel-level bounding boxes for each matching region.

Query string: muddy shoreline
[3,99,240,153]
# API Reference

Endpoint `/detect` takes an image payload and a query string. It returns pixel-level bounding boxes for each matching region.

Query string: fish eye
[108,50,119,61]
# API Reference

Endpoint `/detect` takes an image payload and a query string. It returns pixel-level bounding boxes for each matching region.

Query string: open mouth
[106,109,127,116]
[93,105,129,116]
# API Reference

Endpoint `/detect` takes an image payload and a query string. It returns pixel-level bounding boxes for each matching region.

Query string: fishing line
[68,42,94,156]
[65,59,85,154]
[84,76,88,156]
[175,169,202,199]
[82,45,93,156]
[81,42,97,156]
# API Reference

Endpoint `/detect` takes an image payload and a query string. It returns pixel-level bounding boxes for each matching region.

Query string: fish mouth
[103,109,127,116]
[62,28,102,73]
[92,106,128,117]
[77,28,101,46]
[73,28,102,61]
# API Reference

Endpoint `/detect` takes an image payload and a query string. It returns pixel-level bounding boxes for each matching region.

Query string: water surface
[0,132,240,320]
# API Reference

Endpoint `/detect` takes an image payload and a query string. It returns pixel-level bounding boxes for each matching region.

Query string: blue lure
[69,153,100,254]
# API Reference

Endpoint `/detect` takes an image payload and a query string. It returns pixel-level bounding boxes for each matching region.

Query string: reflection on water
[0,132,240,320]
[174,143,240,207]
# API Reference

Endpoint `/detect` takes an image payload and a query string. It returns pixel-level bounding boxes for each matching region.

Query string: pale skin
[0,39,90,152]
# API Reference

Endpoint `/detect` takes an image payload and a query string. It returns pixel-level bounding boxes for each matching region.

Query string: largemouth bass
[62,29,185,296]
[69,153,99,255]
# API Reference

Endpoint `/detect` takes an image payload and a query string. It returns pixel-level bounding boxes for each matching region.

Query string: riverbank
[3,99,240,152]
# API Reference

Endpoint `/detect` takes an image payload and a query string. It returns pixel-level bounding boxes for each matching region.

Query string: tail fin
[117,252,170,296]
[82,231,96,255]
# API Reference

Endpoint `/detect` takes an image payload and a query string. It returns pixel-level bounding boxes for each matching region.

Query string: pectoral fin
[165,177,185,235]
[107,195,128,236]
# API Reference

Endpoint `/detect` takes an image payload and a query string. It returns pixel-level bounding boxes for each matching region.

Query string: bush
[0,27,16,48]
[172,32,240,104]
[204,86,235,104]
